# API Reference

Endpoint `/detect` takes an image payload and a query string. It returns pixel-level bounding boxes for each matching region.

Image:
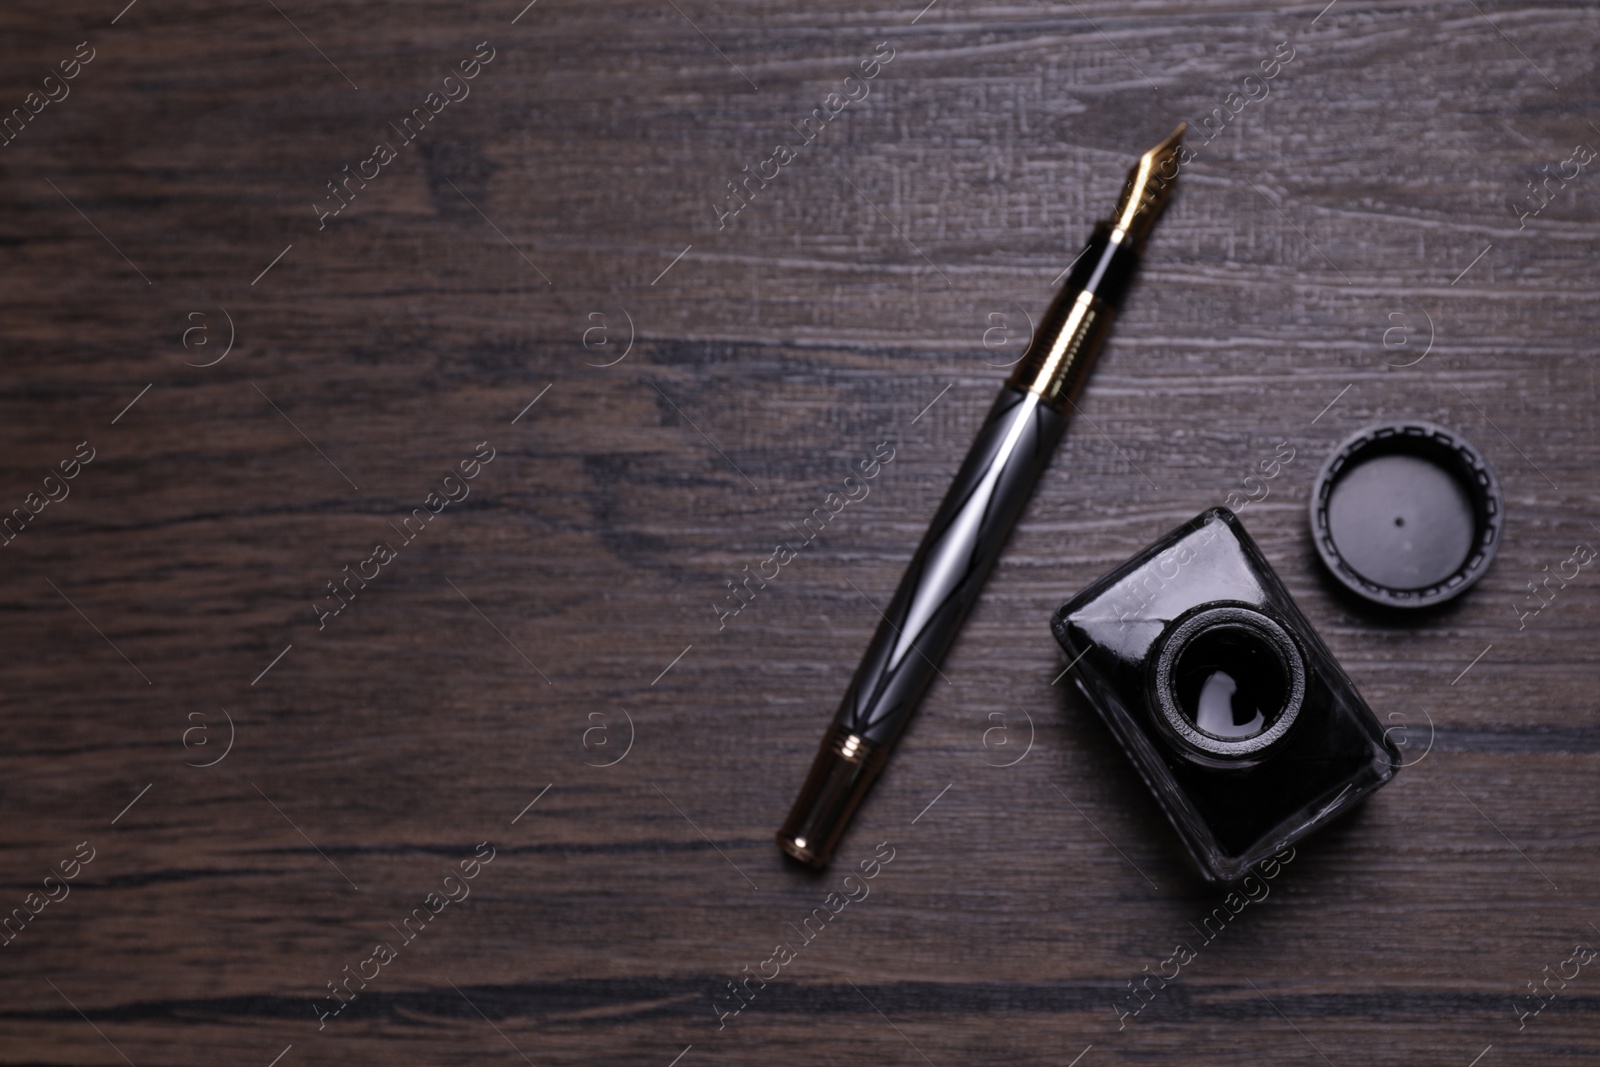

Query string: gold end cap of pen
[1111,122,1186,243]
[776,726,889,869]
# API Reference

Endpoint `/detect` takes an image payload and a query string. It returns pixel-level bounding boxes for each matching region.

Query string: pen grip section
[838,387,1068,746]
[1009,224,1135,411]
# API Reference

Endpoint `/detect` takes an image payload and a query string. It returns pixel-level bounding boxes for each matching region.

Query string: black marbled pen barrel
[777,124,1186,868]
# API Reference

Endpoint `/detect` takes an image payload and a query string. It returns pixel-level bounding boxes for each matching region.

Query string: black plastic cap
[1309,420,1503,610]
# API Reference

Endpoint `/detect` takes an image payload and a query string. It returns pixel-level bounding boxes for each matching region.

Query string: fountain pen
[777,125,1186,868]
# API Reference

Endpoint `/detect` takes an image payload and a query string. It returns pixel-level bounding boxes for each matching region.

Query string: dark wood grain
[1,1,1597,1064]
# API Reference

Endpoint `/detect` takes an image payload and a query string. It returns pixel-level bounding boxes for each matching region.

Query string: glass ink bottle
[1051,507,1399,881]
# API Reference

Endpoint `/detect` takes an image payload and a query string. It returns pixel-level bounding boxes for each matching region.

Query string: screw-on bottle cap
[1309,420,1503,609]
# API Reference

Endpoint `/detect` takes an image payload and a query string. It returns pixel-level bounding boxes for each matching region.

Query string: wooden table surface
[1,1,1597,1064]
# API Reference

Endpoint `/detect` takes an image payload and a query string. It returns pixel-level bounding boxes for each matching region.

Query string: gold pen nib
[1111,122,1186,242]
